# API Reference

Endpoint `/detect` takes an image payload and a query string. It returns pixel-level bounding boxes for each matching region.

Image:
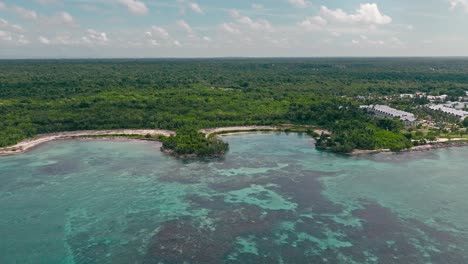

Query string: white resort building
[360,105,418,127]
[427,105,468,121]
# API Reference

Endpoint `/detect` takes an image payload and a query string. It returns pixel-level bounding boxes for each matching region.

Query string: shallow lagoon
[1,133,467,264]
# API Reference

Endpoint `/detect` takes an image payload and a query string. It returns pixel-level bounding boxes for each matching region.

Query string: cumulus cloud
[57,12,74,24]
[289,0,309,8]
[117,0,148,15]
[0,30,12,41]
[11,6,39,20]
[297,3,392,36]
[229,10,274,32]
[188,2,203,14]
[173,40,182,47]
[177,20,193,33]
[0,18,23,32]
[54,34,78,45]
[217,11,281,49]
[38,36,51,44]
[36,0,58,4]
[82,29,109,44]
[17,34,28,44]
[252,3,264,9]
[0,18,28,45]
[1,2,76,28]
[149,26,170,39]
[320,3,392,25]
[0,3,38,20]
[450,0,468,12]
[220,22,241,34]
[0,30,27,45]
[144,26,183,47]
[176,0,203,15]
[298,16,327,31]
[351,35,403,48]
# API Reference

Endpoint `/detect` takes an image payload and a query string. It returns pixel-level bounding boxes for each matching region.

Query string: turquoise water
[1,133,468,263]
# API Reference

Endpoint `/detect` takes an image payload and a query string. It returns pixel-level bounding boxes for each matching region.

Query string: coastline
[349,141,468,156]
[199,126,279,138]
[0,129,174,156]
[0,126,283,156]
[200,125,330,138]
[1,127,466,157]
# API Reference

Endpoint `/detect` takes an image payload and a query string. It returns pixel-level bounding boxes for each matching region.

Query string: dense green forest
[1,58,467,153]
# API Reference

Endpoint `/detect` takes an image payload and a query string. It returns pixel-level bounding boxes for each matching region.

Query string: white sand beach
[0,130,175,156]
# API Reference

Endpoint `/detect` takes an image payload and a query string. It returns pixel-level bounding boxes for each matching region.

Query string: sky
[0,0,468,58]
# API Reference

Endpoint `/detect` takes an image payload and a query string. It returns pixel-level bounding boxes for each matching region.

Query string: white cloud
[38,36,51,44]
[173,40,182,47]
[177,20,193,33]
[203,36,212,42]
[450,0,468,12]
[82,29,109,44]
[176,0,203,15]
[0,30,28,45]
[298,4,391,39]
[299,16,327,31]
[150,26,170,39]
[351,35,404,48]
[220,22,241,34]
[54,34,78,45]
[289,0,309,8]
[57,12,74,24]
[149,39,159,46]
[252,3,264,9]
[36,0,58,5]
[144,26,184,47]
[320,3,392,25]
[34,11,78,27]
[188,2,203,14]
[1,2,76,28]
[368,39,384,45]
[0,18,23,32]
[11,6,39,20]
[229,10,274,32]
[117,0,148,15]
[0,18,28,45]
[0,30,12,41]
[17,34,28,44]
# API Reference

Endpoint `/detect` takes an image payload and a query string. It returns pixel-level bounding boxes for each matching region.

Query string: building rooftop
[361,105,417,122]
[428,105,468,120]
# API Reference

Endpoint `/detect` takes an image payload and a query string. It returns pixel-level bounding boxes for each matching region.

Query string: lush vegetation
[1,58,467,154]
[288,100,412,152]
[161,129,229,157]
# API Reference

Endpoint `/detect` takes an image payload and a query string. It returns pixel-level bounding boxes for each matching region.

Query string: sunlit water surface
[1,133,468,263]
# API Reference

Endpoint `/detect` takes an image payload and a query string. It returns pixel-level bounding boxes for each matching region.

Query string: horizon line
[2,56,468,60]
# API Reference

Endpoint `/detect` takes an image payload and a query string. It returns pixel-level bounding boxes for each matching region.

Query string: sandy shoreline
[1,126,466,157]
[200,126,279,138]
[349,141,468,156]
[200,126,330,138]
[0,126,286,156]
[0,129,174,156]
[0,127,281,156]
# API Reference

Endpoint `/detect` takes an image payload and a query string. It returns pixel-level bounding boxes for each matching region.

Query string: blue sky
[0,0,467,58]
